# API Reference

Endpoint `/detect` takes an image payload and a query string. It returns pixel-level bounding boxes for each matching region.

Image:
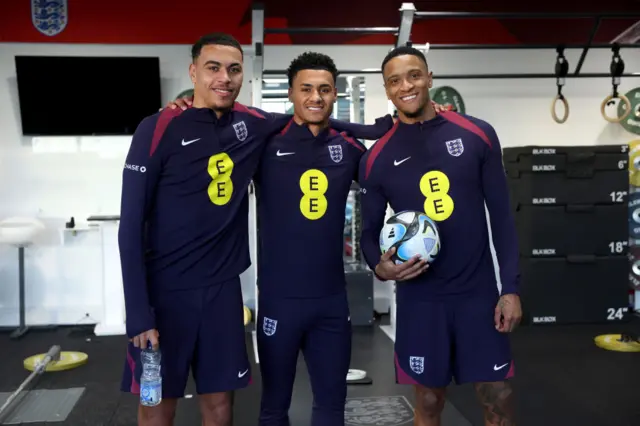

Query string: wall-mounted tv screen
[15,55,162,136]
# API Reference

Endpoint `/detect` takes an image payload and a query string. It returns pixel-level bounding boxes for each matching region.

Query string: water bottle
[140,343,162,407]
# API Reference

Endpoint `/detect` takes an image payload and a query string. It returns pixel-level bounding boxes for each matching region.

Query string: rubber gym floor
[1,317,639,426]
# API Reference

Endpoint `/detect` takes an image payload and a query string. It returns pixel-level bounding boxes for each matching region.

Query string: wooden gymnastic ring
[601,93,631,123]
[550,95,569,124]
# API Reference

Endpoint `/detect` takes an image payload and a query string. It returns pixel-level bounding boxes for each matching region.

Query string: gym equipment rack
[252,3,640,80]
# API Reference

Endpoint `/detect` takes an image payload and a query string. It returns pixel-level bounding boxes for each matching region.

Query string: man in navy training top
[358,45,522,426]
[119,33,394,426]
[253,52,373,426]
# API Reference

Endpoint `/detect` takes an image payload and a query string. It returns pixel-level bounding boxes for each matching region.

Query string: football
[379,210,441,264]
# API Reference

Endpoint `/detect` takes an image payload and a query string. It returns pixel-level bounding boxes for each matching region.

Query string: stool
[10,245,28,340]
[0,217,45,340]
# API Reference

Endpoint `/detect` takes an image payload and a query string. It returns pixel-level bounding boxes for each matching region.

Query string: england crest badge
[328,145,343,163]
[233,121,248,142]
[445,138,464,157]
[32,0,68,37]
[409,356,424,374]
[263,317,278,336]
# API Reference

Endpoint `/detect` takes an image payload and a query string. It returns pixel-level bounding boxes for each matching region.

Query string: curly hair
[286,52,339,87]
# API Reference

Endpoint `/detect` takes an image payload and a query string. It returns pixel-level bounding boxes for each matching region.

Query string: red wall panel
[0,0,636,45]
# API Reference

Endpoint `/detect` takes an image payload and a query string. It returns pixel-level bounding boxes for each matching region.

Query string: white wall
[364,47,640,147]
[0,42,638,328]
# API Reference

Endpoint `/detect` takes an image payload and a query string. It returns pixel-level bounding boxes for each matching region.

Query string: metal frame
[256,2,416,77]
[413,11,633,19]
[266,27,397,35]
[612,20,640,43]
[348,76,363,124]
[256,2,640,81]
[249,3,264,364]
[251,3,265,109]
[409,7,640,79]
[262,70,640,79]
[574,17,602,75]
[396,3,416,48]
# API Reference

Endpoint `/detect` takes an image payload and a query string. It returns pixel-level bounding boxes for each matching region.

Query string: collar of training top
[182,106,237,126]
[281,118,336,142]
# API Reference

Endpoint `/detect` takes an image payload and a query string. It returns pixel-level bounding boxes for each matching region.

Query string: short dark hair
[191,32,243,62]
[381,46,428,75]
[286,52,339,87]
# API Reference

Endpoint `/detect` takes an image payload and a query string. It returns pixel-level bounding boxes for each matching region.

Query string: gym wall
[0,42,638,328]
[364,47,639,148]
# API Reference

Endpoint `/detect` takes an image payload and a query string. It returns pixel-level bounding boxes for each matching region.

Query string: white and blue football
[379,210,440,264]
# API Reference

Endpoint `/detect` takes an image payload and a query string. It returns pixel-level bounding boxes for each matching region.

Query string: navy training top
[358,112,520,302]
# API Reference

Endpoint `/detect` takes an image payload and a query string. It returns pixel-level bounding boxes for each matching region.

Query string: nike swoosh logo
[394,157,411,166]
[276,150,295,156]
[494,363,509,371]
[182,138,201,146]
[238,369,249,378]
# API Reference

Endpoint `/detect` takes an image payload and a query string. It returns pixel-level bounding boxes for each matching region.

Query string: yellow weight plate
[23,351,88,372]
[629,142,640,171]
[594,334,640,352]
[628,141,640,186]
[629,139,640,150]
[243,306,252,325]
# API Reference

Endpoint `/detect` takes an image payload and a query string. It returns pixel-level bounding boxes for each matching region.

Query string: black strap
[554,46,569,98]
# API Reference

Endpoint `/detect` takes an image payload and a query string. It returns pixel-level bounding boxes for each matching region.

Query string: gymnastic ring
[550,95,569,124]
[601,93,631,123]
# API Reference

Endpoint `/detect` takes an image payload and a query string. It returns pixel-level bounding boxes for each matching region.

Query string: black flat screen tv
[15,55,162,136]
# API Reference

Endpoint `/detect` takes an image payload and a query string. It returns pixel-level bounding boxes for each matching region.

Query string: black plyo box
[503,145,629,207]
[519,256,630,325]
[502,145,629,171]
[514,204,628,257]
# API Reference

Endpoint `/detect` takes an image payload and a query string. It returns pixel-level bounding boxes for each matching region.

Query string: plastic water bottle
[140,344,162,407]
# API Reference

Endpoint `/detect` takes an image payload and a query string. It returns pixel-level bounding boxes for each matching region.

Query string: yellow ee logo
[299,169,328,220]
[207,153,234,205]
[419,171,454,221]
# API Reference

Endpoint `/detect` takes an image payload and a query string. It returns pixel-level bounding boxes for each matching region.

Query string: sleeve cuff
[500,285,519,296]
[373,269,386,282]
[125,310,156,338]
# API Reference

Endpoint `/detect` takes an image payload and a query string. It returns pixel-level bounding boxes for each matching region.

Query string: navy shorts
[394,294,514,388]
[257,291,351,425]
[121,278,251,398]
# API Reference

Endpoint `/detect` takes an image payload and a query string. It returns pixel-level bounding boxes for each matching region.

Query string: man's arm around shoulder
[329,101,449,140]
[330,115,394,141]
[234,103,293,137]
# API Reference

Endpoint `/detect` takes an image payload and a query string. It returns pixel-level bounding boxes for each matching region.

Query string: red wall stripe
[0,1,634,45]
